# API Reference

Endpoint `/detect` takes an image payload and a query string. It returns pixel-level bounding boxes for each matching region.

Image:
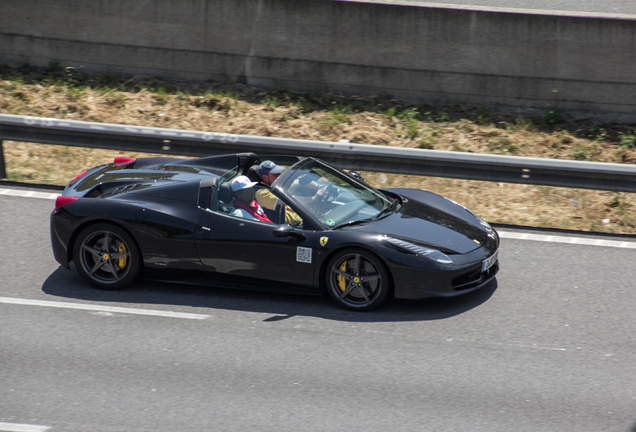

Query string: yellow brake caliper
[337,260,348,292]
[118,242,127,270]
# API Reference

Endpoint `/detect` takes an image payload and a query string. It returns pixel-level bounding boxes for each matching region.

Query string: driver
[288,173,333,215]
[230,176,273,223]
[255,161,303,226]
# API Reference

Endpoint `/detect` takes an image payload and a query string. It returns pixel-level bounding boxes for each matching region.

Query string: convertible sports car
[51,152,499,310]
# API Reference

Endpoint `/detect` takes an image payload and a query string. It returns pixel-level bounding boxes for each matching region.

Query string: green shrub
[331,106,351,124]
[572,144,593,160]
[264,96,281,108]
[587,127,608,142]
[419,136,435,149]
[436,112,450,122]
[407,120,418,138]
[154,87,168,104]
[398,107,419,121]
[66,86,83,101]
[619,133,636,148]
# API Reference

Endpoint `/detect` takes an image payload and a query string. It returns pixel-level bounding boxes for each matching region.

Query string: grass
[2,63,636,234]
[419,135,435,149]
[330,106,351,124]
[619,133,636,148]
[153,87,169,105]
[397,107,418,121]
[572,144,594,160]
[66,86,83,101]
[264,96,282,108]
[487,138,517,155]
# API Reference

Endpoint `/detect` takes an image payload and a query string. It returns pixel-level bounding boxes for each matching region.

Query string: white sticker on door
[296,246,313,263]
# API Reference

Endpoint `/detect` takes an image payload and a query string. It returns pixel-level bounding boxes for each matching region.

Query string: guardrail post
[0,140,6,179]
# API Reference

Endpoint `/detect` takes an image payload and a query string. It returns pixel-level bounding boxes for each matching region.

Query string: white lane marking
[0,188,59,200]
[0,297,210,320]
[344,0,636,19]
[498,230,636,249]
[446,337,567,352]
[0,422,51,432]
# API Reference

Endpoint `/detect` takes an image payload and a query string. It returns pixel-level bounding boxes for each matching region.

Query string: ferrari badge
[320,237,329,247]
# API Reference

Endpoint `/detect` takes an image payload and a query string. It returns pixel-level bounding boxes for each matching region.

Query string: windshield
[281,159,392,228]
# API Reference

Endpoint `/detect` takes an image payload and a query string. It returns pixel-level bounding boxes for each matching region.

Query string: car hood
[350,189,489,254]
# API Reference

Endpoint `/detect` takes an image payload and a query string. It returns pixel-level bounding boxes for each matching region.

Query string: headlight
[384,237,453,264]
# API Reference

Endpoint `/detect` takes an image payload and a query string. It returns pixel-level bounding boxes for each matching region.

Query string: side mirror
[273,225,306,240]
[349,171,365,182]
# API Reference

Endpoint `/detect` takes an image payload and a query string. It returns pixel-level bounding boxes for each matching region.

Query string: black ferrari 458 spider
[51,152,499,310]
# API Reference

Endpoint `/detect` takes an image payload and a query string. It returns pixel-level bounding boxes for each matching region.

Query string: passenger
[255,160,303,226]
[230,176,273,223]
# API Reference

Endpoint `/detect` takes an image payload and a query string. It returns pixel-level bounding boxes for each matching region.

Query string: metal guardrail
[1,113,636,192]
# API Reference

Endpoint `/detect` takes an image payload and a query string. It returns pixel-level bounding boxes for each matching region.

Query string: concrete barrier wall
[1,0,635,120]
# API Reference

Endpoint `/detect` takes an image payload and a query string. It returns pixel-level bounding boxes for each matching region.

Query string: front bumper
[392,259,499,300]
[386,232,499,300]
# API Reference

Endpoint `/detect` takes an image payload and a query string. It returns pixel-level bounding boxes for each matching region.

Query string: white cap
[231,175,258,192]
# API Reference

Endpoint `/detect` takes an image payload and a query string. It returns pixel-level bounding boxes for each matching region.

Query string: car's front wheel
[73,223,141,290]
[325,249,391,311]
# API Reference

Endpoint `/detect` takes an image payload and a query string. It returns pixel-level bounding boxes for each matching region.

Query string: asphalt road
[1,188,635,432]
[353,0,636,16]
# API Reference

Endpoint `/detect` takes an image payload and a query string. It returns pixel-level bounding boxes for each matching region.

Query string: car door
[193,209,316,287]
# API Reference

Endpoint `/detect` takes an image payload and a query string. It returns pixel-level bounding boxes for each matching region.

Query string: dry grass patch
[2,64,636,234]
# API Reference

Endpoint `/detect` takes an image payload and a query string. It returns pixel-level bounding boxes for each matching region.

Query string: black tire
[72,223,141,290]
[325,248,391,311]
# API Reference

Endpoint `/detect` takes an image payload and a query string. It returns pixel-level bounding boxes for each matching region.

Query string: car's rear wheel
[325,249,390,311]
[73,223,141,290]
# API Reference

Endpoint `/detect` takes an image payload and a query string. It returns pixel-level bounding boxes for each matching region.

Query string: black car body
[51,152,499,310]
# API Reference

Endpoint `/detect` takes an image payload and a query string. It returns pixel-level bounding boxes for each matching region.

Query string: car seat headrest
[246,164,260,183]
[218,182,233,203]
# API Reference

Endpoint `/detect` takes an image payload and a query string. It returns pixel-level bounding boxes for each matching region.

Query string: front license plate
[482,250,498,272]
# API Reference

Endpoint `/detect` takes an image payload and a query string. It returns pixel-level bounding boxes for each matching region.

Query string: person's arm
[284,206,303,226]
[255,188,279,211]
